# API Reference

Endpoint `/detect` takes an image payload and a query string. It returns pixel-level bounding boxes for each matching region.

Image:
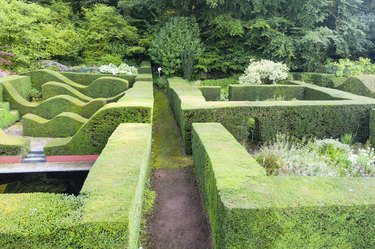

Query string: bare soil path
[146,88,212,249]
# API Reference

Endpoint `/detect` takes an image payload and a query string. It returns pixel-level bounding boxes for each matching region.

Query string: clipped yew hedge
[61,72,136,87]
[0,123,152,248]
[192,123,375,249]
[169,77,375,154]
[23,112,88,137]
[336,75,375,98]
[198,86,221,101]
[0,128,29,156]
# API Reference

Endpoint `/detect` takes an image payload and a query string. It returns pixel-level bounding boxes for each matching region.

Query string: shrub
[29,88,42,102]
[149,17,203,76]
[98,63,138,75]
[239,59,289,85]
[325,58,375,77]
[154,76,169,89]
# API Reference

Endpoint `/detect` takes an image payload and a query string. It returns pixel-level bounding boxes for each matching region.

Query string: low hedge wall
[44,80,154,155]
[336,75,375,98]
[23,112,88,137]
[24,70,129,98]
[0,123,152,248]
[198,86,221,101]
[2,81,106,119]
[229,85,305,101]
[42,82,125,103]
[192,123,375,249]
[169,77,375,154]
[0,108,18,129]
[0,128,30,156]
[0,75,31,99]
[290,72,337,88]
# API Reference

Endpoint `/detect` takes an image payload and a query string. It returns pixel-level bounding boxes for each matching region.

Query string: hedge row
[23,112,88,137]
[192,123,375,249]
[0,128,29,156]
[336,75,375,98]
[168,77,375,154]
[290,72,338,88]
[44,80,154,155]
[42,82,125,103]
[0,123,152,248]
[0,109,18,129]
[61,71,136,87]
[0,75,31,99]
[198,86,221,101]
[2,80,106,119]
[24,70,129,98]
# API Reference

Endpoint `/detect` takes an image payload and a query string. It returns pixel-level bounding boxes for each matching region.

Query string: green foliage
[198,76,239,96]
[337,75,375,98]
[0,129,30,156]
[229,85,306,101]
[23,113,87,137]
[326,57,375,77]
[168,77,375,154]
[0,0,81,71]
[198,86,221,101]
[181,50,195,80]
[154,76,169,89]
[29,88,42,102]
[290,72,338,88]
[192,123,375,249]
[149,17,203,76]
[341,133,354,145]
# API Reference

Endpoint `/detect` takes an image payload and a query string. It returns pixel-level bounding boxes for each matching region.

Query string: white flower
[158,67,162,72]
[98,63,138,76]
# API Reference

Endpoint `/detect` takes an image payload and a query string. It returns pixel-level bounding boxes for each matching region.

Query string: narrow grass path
[147,88,212,249]
[151,88,191,169]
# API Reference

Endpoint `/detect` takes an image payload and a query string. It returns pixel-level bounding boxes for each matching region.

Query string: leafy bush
[29,88,42,102]
[98,63,138,75]
[149,17,203,76]
[239,59,289,85]
[325,58,375,77]
[197,76,239,96]
[154,76,169,89]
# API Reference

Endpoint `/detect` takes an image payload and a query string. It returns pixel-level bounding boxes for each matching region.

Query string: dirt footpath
[147,168,212,249]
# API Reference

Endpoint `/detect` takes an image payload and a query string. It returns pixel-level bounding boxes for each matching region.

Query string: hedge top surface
[170,77,375,110]
[0,75,32,100]
[193,123,375,210]
[346,75,375,91]
[119,80,154,107]
[80,123,152,223]
[0,128,29,147]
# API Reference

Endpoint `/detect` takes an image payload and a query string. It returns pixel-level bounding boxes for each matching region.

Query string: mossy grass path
[151,88,191,169]
[147,87,212,249]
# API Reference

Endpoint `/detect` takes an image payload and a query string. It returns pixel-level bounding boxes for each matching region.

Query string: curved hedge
[2,80,106,119]
[60,71,136,87]
[23,112,88,137]
[0,124,152,248]
[44,80,154,155]
[24,69,129,98]
[337,75,375,98]
[0,128,30,156]
[0,75,31,99]
[42,82,125,103]
[193,123,375,249]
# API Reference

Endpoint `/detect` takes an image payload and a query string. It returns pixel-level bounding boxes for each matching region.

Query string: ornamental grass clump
[255,134,375,177]
[239,59,289,85]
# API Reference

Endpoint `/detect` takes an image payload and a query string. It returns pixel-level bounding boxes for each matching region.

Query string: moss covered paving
[192,123,375,249]
[151,88,191,169]
[0,124,152,248]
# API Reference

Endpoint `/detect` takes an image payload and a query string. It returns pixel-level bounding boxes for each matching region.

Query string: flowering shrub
[98,63,138,75]
[255,134,375,177]
[239,59,289,85]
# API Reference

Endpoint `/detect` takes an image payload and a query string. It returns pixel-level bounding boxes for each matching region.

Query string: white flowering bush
[255,135,375,177]
[239,59,289,85]
[98,63,138,75]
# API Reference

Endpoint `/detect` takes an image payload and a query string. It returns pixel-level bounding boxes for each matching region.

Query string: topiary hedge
[229,85,305,101]
[24,70,129,98]
[60,72,136,87]
[44,80,154,155]
[169,77,375,154]
[198,86,221,101]
[290,72,338,88]
[23,112,88,137]
[192,123,375,249]
[0,123,152,248]
[2,80,106,119]
[0,75,31,99]
[42,82,125,103]
[336,75,375,98]
[0,128,30,156]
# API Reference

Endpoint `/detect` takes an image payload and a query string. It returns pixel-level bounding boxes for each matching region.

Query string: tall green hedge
[192,123,375,249]
[60,72,136,87]
[44,80,154,155]
[23,112,88,137]
[290,72,337,88]
[198,86,221,101]
[169,77,375,154]
[2,81,106,119]
[0,123,152,248]
[229,85,305,101]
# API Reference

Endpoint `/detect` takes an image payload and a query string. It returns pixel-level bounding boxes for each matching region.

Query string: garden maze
[1,63,375,248]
